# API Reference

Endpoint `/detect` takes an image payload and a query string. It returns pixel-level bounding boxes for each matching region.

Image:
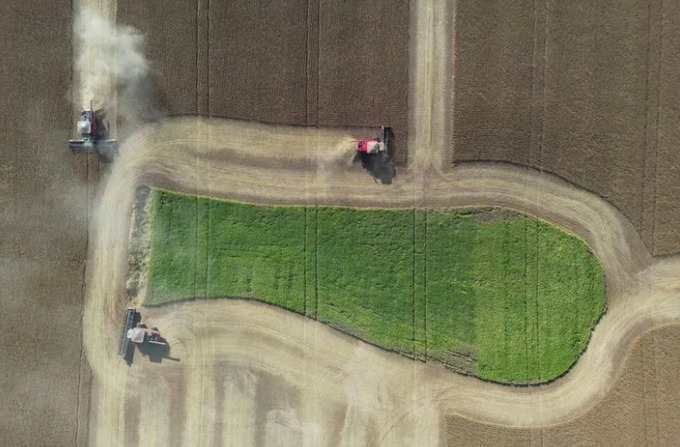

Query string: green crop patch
[147,191,306,312]
[146,189,604,384]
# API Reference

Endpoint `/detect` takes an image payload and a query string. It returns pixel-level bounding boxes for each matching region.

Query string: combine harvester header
[119,308,137,357]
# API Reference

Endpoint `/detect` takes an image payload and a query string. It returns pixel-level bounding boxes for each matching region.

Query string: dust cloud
[73,7,164,136]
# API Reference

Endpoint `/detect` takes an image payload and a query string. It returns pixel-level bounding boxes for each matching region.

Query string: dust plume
[73,7,164,136]
[74,7,146,105]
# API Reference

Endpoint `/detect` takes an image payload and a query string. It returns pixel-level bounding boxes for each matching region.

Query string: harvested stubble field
[117,0,410,162]
[0,0,91,445]
[67,0,680,445]
[452,0,680,256]
[146,189,604,384]
[446,324,680,446]
[83,111,680,445]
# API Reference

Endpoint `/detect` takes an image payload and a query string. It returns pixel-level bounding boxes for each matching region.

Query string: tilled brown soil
[0,0,92,445]
[316,0,410,163]
[116,1,200,115]
[446,324,680,446]
[452,0,680,256]
[654,0,680,255]
[208,0,308,124]
[117,0,410,162]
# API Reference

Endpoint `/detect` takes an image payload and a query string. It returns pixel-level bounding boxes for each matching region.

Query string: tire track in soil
[73,0,119,445]
[641,0,663,254]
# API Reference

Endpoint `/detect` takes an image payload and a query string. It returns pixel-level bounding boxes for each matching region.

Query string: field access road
[82,117,680,445]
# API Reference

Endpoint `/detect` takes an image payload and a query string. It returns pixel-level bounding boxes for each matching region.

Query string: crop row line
[412,208,417,359]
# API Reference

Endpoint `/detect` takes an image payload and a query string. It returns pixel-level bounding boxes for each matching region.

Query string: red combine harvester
[119,308,167,364]
[354,126,396,184]
[69,100,118,163]
[354,126,392,155]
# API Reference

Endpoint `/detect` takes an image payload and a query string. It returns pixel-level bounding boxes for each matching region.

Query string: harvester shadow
[137,338,179,363]
[354,151,397,185]
[92,109,112,140]
[126,338,180,365]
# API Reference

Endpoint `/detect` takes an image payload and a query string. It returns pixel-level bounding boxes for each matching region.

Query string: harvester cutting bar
[69,140,93,152]
[382,126,393,158]
[69,139,118,151]
[70,139,118,162]
[119,308,137,356]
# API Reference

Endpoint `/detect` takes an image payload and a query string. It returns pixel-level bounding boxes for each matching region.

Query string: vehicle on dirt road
[69,100,118,163]
[119,308,168,364]
[354,126,396,184]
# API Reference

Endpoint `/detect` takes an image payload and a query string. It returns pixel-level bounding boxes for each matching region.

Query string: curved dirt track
[82,116,680,446]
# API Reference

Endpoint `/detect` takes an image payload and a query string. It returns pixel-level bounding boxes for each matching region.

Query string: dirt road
[79,0,680,445]
[82,114,680,445]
